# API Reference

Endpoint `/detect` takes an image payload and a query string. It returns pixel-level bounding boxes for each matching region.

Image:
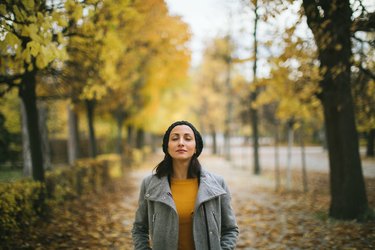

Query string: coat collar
[196,169,227,208]
[145,169,227,211]
[145,173,176,211]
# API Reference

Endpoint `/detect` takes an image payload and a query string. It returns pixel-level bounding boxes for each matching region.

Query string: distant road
[201,143,375,178]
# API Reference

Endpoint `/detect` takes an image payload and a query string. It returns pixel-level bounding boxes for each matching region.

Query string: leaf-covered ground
[13,154,375,249]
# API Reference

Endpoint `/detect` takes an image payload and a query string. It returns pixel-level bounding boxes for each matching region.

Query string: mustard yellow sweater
[171,178,198,250]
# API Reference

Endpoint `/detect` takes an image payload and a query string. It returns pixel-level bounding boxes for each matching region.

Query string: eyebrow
[170,133,193,136]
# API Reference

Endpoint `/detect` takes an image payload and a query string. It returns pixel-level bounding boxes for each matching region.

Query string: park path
[223,145,375,178]
[10,151,375,250]
[121,152,374,249]
[17,151,373,249]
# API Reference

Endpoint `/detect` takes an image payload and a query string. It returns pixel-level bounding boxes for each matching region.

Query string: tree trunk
[300,124,308,193]
[303,0,368,219]
[250,97,260,174]
[224,33,233,161]
[38,101,51,170]
[274,122,281,191]
[67,103,80,165]
[21,101,32,177]
[136,128,145,149]
[286,120,294,191]
[250,0,260,175]
[114,110,126,155]
[223,128,231,161]
[85,99,97,158]
[366,129,375,157]
[19,71,44,182]
[150,134,158,153]
[127,125,135,148]
[210,125,217,155]
[116,118,123,155]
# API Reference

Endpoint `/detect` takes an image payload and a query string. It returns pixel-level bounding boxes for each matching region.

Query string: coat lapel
[195,169,227,210]
[145,175,177,212]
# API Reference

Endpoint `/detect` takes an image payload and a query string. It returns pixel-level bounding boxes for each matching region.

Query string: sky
[165,0,374,80]
[164,0,302,79]
[165,0,250,67]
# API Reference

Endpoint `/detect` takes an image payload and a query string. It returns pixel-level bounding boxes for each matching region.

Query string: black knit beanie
[162,121,204,157]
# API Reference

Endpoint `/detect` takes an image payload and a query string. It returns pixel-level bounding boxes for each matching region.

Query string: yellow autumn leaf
[27,15,37,23]
[0,4,6,15]
[72,5,83,21]
[12,5,24,22]
[23,0,35,10]
[27,41,41,57]
[27,63,33,72]
[21,49,32,64]
[3,32,20,50]
[52,11,68,27]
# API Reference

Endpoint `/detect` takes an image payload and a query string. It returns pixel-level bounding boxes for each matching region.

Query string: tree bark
[224,33,233,161]
[210,125,218,155]
[274,122,281,191]
[136,128,145,149]
[21,101,32,177]
[19,70,45,182]
[303,0,368,219]
[116,118,124,155]
[127,124,137,150]
[114,109,126,155]
[67,103,80,165]
[250,96,260,174]
[250,0,261,175]
[286,119,294,191]
[85,99,97,158]
[366,129,375,157]
[38,101,51,170]
[300,124,308,193]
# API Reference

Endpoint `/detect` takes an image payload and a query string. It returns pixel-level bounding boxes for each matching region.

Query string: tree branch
[302,0,322,35]
[352,12,375,32]
[0,85,14,97]
[357,64,375,81]
[0,74,22,85]
[0,75,21,97]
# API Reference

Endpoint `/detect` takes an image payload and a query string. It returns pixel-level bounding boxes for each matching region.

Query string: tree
[128,0,191,134]
[193,37,230,155]
[302,0,369,219]
[0,89,21,166]
[62,0,136,159]
[352,30,375,157]
[61,0,191,160]
[255,15,322,190]
[249,0,261,174]
[0,0,74,181]
[0,113,12,164]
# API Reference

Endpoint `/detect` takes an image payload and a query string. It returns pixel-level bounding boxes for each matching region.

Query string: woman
[132,121,239,250]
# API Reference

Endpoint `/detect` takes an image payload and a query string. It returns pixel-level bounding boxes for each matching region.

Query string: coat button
[209,231,213,234]
[145,193,150,198]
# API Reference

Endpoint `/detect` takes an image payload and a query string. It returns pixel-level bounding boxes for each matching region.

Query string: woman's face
[168,125,196,161]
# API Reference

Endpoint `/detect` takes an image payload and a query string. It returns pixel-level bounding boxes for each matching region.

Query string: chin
[172,155,193,161]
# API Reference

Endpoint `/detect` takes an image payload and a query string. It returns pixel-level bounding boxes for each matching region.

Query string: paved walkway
[212,145,375,178]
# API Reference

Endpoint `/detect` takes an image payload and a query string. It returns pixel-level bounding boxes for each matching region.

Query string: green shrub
[0,180,44,242]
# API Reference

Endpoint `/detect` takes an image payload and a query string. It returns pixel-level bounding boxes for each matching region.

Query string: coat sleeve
[220,179,239,250]
[132,177,152,250]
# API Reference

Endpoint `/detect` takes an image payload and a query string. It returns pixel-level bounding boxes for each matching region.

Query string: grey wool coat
[132,169,239,250]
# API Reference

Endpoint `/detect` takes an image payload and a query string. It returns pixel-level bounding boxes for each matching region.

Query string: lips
[176,149,187,153]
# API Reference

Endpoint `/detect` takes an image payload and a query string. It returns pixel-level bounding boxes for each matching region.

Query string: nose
[178,138,184,146]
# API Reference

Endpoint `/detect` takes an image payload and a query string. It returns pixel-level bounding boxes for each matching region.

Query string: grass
[0,167,23,182]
